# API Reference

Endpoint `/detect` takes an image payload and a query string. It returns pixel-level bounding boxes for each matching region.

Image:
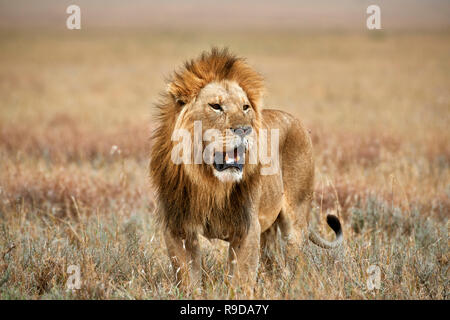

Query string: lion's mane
[150,48,264,238]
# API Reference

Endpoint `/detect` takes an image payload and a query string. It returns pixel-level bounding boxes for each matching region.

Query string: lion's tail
[308,214,343,249]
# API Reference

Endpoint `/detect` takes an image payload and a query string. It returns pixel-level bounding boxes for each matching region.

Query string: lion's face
[175,80,260,183]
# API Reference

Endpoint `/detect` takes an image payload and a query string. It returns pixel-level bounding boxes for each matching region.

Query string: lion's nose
[231,126,252,137]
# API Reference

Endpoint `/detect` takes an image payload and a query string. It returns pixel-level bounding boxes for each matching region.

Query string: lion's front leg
[227,218,261,298]
[164,231,202,292]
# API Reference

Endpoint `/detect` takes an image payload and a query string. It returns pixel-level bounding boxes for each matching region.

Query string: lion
[149,48,342,296]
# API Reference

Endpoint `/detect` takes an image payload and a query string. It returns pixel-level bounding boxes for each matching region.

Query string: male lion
[149,48,342,296]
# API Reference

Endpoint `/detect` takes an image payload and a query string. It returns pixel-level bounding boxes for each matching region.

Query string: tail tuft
[326,214,342,236]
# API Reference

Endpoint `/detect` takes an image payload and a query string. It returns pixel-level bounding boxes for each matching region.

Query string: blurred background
[0,0,448,299]
[2,0,450,30]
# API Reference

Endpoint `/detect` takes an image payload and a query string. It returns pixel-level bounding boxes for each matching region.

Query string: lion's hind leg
[260,211,298,275]
[260,218,280,273]
[275,200,311,273]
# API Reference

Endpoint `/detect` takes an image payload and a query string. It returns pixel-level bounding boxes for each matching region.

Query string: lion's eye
[243,104,250,111]
[209,103,223,111]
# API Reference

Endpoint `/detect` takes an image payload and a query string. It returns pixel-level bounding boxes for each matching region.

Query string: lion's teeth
[226,155,235,164]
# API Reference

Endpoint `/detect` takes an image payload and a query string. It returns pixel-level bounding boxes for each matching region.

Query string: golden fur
[149,48,342,296]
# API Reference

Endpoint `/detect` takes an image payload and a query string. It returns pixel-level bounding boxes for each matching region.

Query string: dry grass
[0,29,448,299]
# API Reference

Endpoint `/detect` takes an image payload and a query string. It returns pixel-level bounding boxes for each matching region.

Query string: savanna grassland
[0,29,448,299]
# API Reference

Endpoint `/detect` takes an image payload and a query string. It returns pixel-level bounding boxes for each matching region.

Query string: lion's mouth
[213,146,245,172]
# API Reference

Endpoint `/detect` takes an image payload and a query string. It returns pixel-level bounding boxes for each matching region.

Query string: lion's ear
[167,83,187,107]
